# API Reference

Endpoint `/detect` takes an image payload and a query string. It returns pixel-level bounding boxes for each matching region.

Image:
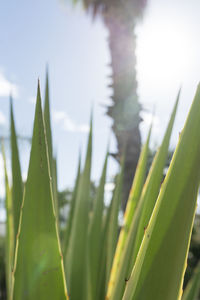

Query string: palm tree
[72,0,148,208]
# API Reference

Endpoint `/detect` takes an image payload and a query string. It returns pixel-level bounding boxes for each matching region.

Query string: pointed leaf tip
[36,81,42,107]
[46,64,49,76]
[12,83,68,299]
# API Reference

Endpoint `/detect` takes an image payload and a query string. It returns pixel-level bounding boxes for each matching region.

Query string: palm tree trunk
[104,8,142,210]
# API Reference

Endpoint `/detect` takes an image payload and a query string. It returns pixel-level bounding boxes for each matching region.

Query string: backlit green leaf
[88,152,108,299]
[63,154,81,259]
[106,158,124,286]
[10,98,23,245]
[2,143,14,299]
[12,84,68,300]
[107,124,151,298]
[66,117,92,300]
[44,71,58,217]
[108,93,179,300]
[123,84,200,300]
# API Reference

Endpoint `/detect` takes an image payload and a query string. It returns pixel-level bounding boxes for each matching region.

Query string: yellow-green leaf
[132,92,180,271]
[107,125,151,298]
[123,84,200,300]
[108,94,179,300]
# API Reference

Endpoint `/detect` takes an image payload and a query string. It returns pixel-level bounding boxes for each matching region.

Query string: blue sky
[0,0,115,192]
[0,0,200,199]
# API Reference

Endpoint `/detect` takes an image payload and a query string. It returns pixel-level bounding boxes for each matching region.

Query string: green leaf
[182,262,200,300]
[132,91,180,271]
[66,118,92,300]
[63,154,81,259]
[2,142,14,299]
[96,199,113,300]
[10,98,23,244]
[107,124,151,298]
[108,93,179,300]
[88,152,108,299]
[44,71,58,217]
[52,156,58,209]
[106,158,124,286]
[11,83,68,299]
[44,71,53,170]
[123,84,200,300]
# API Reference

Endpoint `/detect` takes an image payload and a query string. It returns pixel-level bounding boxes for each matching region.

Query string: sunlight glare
[136,20,194,89]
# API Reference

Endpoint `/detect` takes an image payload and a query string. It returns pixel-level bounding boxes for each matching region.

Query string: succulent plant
[2,77,200,300]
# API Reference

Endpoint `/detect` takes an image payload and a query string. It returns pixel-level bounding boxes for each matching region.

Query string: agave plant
[1,75,200,300]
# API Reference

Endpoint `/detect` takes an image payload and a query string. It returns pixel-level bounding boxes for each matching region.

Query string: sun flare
[136,19,195,87]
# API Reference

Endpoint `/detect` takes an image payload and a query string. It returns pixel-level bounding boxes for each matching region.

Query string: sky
[0,0,200,205]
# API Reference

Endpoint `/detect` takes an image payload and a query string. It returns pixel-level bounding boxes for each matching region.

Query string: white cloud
[53,111,66,122]
[0,72,19,98]
[63,116,77,132]
[52,110,89,133]
[78,124,90,133]
[104,182,115,192]
[28,96,36,105]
